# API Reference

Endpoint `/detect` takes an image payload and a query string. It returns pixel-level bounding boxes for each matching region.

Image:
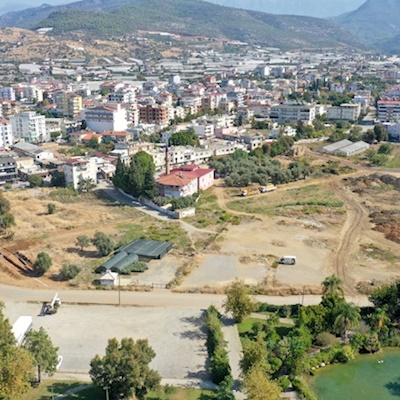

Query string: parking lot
[4,302,209,380]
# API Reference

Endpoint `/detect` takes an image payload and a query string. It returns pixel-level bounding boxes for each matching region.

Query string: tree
[242,367,281,400]
[28,175,44,187]
[241,336,270,374]
[223,279,256,323]
[374,125,388,142]
[333,302,361,340]
[322,275,344,297]
[0,303,33,399]
[142,168,158,200]
[76,235,90,251]
[47,203,56,214]
[0,212,15,231]
[370,307,390,333]
[378,143,394,155]
[169,129,200,147]
[79,177,96,193]
[90,338,161,400]
[0,196,11,214]
[60,264,81,280]
[33,252,52,276]
[23,328,58,383]
[92,231,114,256]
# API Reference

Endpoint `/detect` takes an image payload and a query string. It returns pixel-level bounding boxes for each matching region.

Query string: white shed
[99,271,119,286]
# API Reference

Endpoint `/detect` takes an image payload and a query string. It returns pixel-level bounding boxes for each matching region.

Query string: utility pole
[118,273,121,306]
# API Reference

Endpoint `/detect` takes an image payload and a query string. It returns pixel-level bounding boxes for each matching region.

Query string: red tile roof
[157,174,192,187]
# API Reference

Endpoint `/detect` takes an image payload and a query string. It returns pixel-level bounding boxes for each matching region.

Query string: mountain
[0,0,134,29]
[335,0,400,47]
[12,0,363,51]
[205,0,366,18]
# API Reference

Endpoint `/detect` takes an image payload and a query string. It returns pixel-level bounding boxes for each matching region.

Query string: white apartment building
[22,86,43,102]
[108,91,136,104]
[383,122,400,140]
[10,111,47,143]
[192,124,214,137]
[377,100,400,122]
[63,157,98,190]
[0,119,13,148]
[0,87,16,101]
[270,104,316,124]
[84,104,128,133]
[327,103,361,122]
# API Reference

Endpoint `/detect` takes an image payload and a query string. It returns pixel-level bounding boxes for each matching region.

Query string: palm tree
[370,307,390,333]
[79,177,96,193]
[334,302,361,341]
[322,275,344,297]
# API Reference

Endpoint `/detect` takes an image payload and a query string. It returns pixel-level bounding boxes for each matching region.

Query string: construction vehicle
[241,184,277,196]
[43,293,61,315]
[259,184,277,193]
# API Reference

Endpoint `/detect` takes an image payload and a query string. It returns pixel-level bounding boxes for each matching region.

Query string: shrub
[120,262,148,274]
[34,252,52,276]
[279,376,291,391]
[47,203,57,214]
[292,378,318,400]
[28,175,43,187]
[315,332,337,347]
[60,264,81,280]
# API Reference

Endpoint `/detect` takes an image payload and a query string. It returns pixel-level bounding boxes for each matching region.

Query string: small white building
[63,157,98,190]
[0,119,13,148]
[84,104,128,133]
[327,104,361,122]
[99,271,119,286]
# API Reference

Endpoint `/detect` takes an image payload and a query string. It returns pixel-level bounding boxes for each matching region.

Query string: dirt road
[329,180,369,294]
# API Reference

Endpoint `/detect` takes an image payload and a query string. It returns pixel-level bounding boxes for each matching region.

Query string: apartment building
[10,111,47,143]
[0,119,13,148]
[139,104,169,125]
[0,156,17,183]
[327,103,361,122]
[55,93,83,117]
[377,100,400,122]
[269,104,316,124]
[84,104,128,133]
[0,87,16,101]
[63,157,98,190]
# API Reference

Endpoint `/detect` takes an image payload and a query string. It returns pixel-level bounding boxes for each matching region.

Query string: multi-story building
[55,93,83,117]
[63,157,98,190]
[327,103,361,122]
[108,91,136,104]
[1,100,19,118]
[0,119,13,148]
[139,104,169,125]
[0,87,16,101]
[0,156,17,183]
[10,111,47,143]
[84,104,128,133]
[377,100,400,122]
[269,104,316,124]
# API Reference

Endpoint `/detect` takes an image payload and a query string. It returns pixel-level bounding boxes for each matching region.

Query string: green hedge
[204,306,232,385]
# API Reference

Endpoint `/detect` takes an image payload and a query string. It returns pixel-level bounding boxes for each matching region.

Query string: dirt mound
[370,210,400,243]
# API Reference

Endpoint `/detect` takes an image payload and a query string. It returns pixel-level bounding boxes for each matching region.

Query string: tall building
[63,157,98,190]
[84,104,128,133]
[0,87,16,101]
[55,93,83,117]
[269,104,316,124]
[377,100,400,122]
[327,104,361,122]
[10,112,47,143]
[0,119,13,148]
[139,104,169,125]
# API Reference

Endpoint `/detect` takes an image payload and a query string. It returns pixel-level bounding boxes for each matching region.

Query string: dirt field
[0,188,190,289]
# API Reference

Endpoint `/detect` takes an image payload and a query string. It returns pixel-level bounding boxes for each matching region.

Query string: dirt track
[329,181,369,294]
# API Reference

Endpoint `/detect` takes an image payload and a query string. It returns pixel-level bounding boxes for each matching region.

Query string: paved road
[0,283,371,308]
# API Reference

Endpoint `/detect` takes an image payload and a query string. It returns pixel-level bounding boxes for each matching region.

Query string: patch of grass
[227,184,344,217]
[116,222,191,249]
[384,152,400,168]
[23,381,97,400]
[361,244,398,264]
[147,387,215,400]
[237,316,294,339]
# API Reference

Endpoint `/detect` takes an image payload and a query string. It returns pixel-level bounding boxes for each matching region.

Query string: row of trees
[113,151,158,200]
[0,303,59,399]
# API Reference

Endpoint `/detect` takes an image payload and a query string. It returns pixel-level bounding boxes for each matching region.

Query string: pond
[310,348,400,400]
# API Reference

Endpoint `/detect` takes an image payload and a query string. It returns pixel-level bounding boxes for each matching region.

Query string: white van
[279,256,296,265]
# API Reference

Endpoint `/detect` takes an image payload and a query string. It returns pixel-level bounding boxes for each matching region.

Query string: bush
[292,378,318,400]
[34,252,52,276]
[47,203,57,214]
[60,264,81,280]
[315,332,337,347]
[28,175,44,187]
[120,262,148,274]
[279,376,291,391]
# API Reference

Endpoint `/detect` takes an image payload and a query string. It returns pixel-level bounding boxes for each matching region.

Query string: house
[157,165,214,198]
